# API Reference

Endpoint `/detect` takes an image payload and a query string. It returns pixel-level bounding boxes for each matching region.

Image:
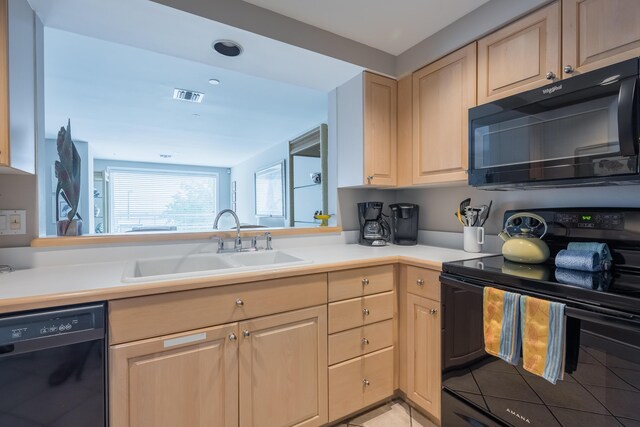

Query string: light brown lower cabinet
[110,305,327,427]
[239,305,328,427]
[110,322,240,427]
[406,293,441,423]
[328,346,394,421]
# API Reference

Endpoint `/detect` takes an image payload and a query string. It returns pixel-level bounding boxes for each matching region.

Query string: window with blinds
[108,169,217,233]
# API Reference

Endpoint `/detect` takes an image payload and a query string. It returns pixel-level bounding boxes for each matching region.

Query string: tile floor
[333,400,437,427]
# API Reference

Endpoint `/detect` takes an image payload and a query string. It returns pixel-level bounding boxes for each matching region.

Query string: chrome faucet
[213,209,242,251]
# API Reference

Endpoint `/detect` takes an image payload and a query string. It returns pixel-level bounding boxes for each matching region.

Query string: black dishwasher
[0,303,106,426]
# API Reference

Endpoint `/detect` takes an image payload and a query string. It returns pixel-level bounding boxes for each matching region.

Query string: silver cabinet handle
[363,308,370,316]
[429,308,438,315]
[362,278,370,286]
[235,299,244,307]
[362,337,370,345]
[228,333,237,342]
[243,330,251,337]
[366,175,374,183]
[416,278,425,286]
[546,71,556,80]
[563,65,574,74]
[363,379,370,386]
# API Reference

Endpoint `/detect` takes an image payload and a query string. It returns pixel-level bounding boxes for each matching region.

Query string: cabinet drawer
[406,266,441,301]
[328,265,394,302]
[328,347,394,421]
[328,291,394,334]
[328,319,393,365]
[109,274,327,344]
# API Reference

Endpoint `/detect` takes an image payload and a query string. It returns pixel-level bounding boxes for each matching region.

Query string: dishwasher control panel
[0,312,95,344]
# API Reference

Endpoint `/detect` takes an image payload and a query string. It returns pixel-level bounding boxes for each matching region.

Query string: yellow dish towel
[483,287,520,365]
[520,295,566,384]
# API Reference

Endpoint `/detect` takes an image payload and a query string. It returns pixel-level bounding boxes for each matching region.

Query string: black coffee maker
[357,202,390,246]
[389,203,419,245]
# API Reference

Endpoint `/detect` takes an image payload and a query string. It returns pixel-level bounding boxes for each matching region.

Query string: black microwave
[468,58,640,189]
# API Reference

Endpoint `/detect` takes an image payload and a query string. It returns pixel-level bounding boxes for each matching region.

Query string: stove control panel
[554,212,624,230]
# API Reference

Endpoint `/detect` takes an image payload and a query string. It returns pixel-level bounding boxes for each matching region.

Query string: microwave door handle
[618,76,638,156]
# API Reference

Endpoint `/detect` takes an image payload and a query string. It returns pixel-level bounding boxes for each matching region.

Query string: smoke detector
[172,88,204,103]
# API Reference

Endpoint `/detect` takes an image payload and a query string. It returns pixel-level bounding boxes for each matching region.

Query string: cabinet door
[477,1,560,103]
[239,305,328,427]
[110,323,239,427]
[562,0,640,77]
[407,293,441,422]
[412,43,476,185]
[364,72,397,187]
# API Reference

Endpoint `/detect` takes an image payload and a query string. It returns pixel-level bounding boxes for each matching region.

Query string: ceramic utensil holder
[464,226,484,253]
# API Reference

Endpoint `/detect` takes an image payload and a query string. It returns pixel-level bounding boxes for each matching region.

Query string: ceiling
[44,29,330,167]
[241,0,491,55]
[28,0,365,168]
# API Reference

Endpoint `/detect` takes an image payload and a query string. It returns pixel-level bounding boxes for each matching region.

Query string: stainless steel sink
[122,250,310,282]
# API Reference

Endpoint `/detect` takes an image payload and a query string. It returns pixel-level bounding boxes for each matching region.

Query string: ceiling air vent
[172,88,204,103]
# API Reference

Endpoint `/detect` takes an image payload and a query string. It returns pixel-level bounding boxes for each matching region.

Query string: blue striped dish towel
[483,287,521,365]
[520,295,566,384]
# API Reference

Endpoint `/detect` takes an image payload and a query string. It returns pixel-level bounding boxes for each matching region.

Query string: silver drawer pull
[546,71,556,80]
[235,299,244,307]
[362,278,370,286]
[429,308,438,315]
[243,330,251,337]
[416,278,425,286]
[363,308,370,316]
[228,333,237,342]
[163,332,206,348]
[363,379,370,386]
[362,337,370,345]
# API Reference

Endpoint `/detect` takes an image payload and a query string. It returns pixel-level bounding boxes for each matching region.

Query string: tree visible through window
[109,169,217,233]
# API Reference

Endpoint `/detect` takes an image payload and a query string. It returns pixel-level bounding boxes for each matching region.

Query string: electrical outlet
[0,210,26,235]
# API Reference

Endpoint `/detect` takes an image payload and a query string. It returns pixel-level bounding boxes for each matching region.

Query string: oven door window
[442,283,640,426]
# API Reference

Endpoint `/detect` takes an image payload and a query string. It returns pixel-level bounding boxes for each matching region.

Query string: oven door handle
[618,76,638,157]
[440,273,640,331]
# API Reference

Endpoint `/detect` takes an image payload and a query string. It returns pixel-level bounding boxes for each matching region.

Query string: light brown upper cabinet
[0,0,38,173]
[336,72,397,188]
[477,1,561,104]
[412,43,476,185]
[562,0,640,77]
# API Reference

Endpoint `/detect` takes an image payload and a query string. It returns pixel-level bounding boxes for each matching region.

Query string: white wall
[397,185,640,236]
[230,140,289,226]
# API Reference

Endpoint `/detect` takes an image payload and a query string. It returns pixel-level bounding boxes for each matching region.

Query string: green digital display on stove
[582,215,593,221]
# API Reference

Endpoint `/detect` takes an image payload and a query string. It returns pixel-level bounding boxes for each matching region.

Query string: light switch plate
[0,210,26,235]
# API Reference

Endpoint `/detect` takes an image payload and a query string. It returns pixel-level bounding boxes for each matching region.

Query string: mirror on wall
[33,0,362,237]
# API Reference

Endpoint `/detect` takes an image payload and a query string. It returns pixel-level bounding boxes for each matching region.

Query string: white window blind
[109,169,217,233]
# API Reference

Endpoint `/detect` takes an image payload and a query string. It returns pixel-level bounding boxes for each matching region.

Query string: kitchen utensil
[459,198,471,218]
[498,212,550,264]
[454,211,465,226]
[478,201,492,227]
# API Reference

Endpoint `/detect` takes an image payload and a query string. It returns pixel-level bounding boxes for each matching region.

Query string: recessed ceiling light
[209,78,220,85]
[212,40,243,57]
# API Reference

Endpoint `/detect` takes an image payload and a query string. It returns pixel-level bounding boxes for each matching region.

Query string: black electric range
[439,208,640,427]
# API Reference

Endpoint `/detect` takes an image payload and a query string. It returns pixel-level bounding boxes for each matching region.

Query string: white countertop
[0,242,490,313]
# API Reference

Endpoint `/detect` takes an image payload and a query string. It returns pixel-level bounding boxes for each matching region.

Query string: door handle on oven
[618,76,638,157]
